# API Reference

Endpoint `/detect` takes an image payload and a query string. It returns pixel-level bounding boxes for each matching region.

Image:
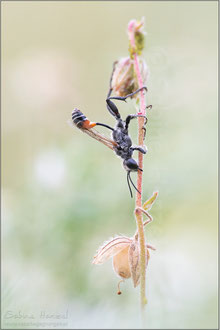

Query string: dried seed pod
[111,57,149,98]
[92,234,155,293]
[112,245,131,279]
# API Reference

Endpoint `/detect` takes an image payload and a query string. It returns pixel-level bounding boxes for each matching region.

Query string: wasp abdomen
[72,108,96,129]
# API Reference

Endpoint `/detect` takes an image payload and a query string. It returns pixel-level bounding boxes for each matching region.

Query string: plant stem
[128,19,147,311]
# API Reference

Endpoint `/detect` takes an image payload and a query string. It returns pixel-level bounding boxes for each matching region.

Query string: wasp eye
[123,158,138,171]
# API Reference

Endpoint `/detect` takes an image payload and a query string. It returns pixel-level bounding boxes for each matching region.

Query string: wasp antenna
[128,172,141,195]
[127,172,133,198]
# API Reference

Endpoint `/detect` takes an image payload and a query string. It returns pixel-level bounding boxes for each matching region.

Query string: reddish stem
[128,19,147,310]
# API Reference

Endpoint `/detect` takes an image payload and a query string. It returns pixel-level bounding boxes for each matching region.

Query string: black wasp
[72,75,149,197]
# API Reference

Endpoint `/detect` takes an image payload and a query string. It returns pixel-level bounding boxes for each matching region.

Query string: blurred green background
[2,1,218,329]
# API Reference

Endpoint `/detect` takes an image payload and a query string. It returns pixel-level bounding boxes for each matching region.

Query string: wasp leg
[125,113,148,138]
[107,86,147,103]
[141,116,148,140]
[107,61,118,98]
[142,127,146,140]
[106,98,121,120]
[105,61,119,119]
[106,86,147,120]
[125,114,147,130]
[131,145,147,154]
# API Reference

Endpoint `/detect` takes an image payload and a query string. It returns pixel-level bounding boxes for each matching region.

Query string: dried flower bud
[128,18,146,57]
[111,57,149,98]
[93,235,155,293]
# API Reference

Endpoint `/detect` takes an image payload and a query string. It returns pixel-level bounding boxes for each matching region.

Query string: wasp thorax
[111,57,149,98]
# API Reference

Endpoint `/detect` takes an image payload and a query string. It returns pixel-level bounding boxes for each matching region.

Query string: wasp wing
[83,127,117,150]
[68,119,116,150]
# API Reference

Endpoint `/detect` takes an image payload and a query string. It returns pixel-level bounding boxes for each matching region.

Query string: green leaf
[142,191,158,211]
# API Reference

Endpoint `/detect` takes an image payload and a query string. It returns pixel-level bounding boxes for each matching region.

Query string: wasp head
[123,158,139,172]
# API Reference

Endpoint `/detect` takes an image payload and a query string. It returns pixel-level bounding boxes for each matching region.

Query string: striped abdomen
[72,108,96,129]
